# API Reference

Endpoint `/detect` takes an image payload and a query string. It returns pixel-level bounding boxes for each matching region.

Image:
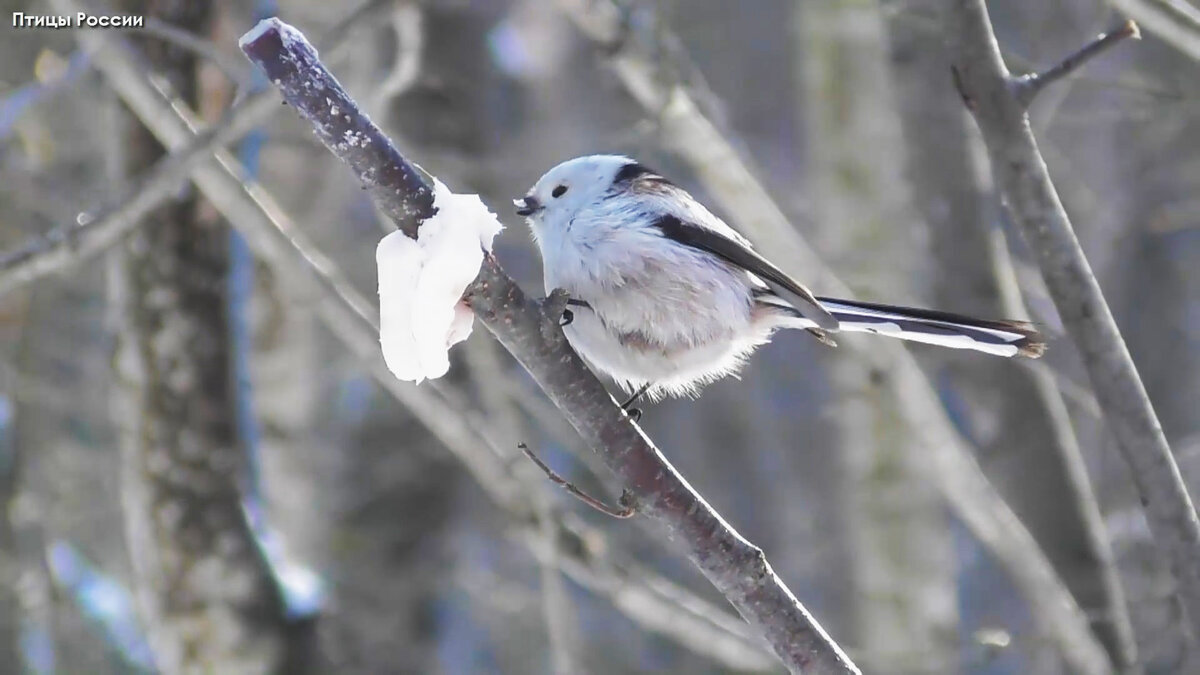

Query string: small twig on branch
[1107,0,1200,62]
[1012,19,1141,108]
[518,443,636,519]
[241,18,858,674]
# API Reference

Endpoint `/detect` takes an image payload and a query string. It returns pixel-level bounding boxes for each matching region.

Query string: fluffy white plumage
[518,155,1043,400]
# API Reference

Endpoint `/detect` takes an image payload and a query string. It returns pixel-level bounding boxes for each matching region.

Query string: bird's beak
[514,195,541,217]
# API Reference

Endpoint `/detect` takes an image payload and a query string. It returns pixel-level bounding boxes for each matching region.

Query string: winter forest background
[1,0,1198,673]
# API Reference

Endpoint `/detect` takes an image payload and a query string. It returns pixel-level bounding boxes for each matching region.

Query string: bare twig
[1108,0,1200,61]
[0,93,276,298]
[370,2,424,110]
[946,0,1200,639]
[1012,20,1141,108]
[42,17,777,671]
[518,443,636,519]
[241,19,857,674]
[557,0,1110,670]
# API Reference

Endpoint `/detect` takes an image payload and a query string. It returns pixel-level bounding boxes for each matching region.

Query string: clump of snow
[377,179,502,383]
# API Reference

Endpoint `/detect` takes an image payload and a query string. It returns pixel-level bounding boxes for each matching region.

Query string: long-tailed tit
[515,155,1044,407]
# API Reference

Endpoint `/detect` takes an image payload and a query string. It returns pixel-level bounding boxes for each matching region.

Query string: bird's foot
[541,289,591,328]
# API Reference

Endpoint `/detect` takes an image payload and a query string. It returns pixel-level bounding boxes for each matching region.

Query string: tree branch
[241,19,857,674]
[1011,19,1140,108]
[946,0,1200,640]
[1108,0,1200,61]
[555,0,1110,669]
[988,222,1140,668]
[29,14,778,670]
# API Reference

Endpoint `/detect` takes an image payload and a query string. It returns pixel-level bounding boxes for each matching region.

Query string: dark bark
[108,2,298,672]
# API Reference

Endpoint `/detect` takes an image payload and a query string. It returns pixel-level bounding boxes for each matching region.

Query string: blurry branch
[0,0,390,300]
[888,5,1135,665]
[800,4,956,669]
[988,222,1139,667]
[124,16,252,85]
[1108,0,1200,61]
[45,542,156,672]
[464,339,580,675]
[0,50,91,142]
[369,2,424,111]
[0,93,273,298]
[39,13,777,672]
[1011,20,1140,108]
[530,523,778,671]
[241,20,856,674]
[946,0,1200,640]
[557,0,1110,670]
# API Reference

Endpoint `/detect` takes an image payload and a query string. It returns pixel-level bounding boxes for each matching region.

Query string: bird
[515,154,1044,410]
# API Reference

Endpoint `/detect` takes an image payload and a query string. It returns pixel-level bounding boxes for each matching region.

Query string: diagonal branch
[1011,19,1141,108]
[57,22,778,673]
[241,18,856,674]
[946,0,1200,640]
[555,0,1111,670]
[25,5,778,669]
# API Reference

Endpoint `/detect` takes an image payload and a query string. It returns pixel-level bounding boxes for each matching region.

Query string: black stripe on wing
[653,214,838,330]
[816,296,1046,357]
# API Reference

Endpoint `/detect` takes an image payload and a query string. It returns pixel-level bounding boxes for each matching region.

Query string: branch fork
[1011,19,1141,108]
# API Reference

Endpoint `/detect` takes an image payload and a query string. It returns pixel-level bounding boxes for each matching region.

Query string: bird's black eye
[551,185,568,198]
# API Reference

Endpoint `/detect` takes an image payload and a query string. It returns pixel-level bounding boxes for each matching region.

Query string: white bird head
[514,154,639,238]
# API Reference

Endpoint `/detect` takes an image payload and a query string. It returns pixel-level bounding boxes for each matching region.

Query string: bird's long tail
[764,293,1046,358]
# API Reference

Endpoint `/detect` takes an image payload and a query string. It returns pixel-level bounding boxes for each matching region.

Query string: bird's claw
[626,407,642,423]
[541,288,573,328]
[542,289,590,329]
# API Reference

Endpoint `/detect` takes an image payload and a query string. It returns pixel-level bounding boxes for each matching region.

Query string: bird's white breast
[536,199,770,397]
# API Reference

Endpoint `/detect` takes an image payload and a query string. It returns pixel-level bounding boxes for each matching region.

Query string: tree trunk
[109,2,297,672]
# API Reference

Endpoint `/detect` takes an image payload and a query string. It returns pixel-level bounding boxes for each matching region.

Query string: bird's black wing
[652,213,839,330]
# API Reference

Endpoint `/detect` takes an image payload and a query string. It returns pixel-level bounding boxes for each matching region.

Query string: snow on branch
[376,181,500,382]
[241,18,859,674]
